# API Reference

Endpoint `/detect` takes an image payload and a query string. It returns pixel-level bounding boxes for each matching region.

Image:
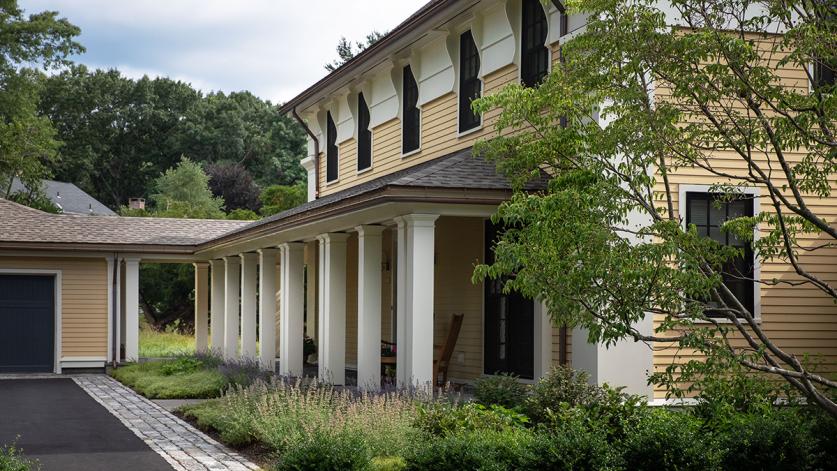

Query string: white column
[123,257,141,362]
[280,243,305,377]
[317,233,349,385]
[533,300,553,379]
[305,242,318,341]
[223,256,241,361]
[356,225,385,390]
[258,248,278,371]
[403,215,438,387]
[209,260,225,353]
[194,262,210,353]
[394,217,411,387]
[240,253,258,361]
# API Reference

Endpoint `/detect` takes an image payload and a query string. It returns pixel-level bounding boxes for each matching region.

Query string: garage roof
[0,199,249,252]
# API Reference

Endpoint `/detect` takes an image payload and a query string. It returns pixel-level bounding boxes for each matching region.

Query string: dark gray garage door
[0,274,55,373]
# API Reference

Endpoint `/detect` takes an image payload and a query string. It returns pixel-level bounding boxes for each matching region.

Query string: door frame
[0,269,62,374]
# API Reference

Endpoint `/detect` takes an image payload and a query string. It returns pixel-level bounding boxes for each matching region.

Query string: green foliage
[619,408,715,470]
[473,373,528,409]
[472,0,837,411]
[4,188,59,213]
[325,31,387,72]
[206,161,261,212]
[0,439,38,471]
[275,430,372,471]
[404,428,537,471]
[39,66,306,208]
[139,327,195,358]
[528,411,623,471]
[414,402,529,437]
[136,263,195,331]
[150,157,224,218]
[158,357,206,376]
[110,360,229,399]
[525,366,606,423]
[260,183,306,216]
[226,208,259,220]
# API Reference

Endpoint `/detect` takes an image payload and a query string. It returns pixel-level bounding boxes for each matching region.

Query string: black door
[484,222,534,379]
[0,275,55,373]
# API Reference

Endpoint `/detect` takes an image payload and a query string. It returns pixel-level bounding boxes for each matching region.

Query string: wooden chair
[433,313,464,387]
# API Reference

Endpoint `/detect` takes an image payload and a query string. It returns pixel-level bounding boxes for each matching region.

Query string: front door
[483,222,534,379]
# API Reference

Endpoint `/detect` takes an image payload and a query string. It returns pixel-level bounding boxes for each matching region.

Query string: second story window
[357,92,372,171]
[686,192,755,317]
[402,64,420,154]
[813,57,835,91]
[459,30,482,133]
[521,0,549,87]
[326,111,338,182]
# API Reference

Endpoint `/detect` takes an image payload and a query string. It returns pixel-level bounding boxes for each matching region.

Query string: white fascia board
[417,33,456,107]
[479,0,517,77]
[368,61,399,129]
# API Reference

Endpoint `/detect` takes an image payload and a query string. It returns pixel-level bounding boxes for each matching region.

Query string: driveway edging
[73,375,259,471]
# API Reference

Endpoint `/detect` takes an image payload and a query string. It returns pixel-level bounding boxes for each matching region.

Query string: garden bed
[177,367,837,470]
[110,354,269,399]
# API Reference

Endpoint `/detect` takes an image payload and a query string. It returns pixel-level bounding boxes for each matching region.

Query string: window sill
[457,124,483,138]
[401,148,421,159]
[325,178,340,186]
[356,166,373,176]
[694,316,762,325]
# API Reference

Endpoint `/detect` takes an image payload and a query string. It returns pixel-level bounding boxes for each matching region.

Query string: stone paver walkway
[73,375,259,471]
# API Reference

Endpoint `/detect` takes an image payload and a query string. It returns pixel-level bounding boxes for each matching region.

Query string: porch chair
[433,313,464,387]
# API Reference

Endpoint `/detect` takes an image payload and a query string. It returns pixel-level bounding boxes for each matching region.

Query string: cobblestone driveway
[74,375,259,471]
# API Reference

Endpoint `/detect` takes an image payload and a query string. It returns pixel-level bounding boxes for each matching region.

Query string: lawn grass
[139,328,195,358]
[111,359,228,399]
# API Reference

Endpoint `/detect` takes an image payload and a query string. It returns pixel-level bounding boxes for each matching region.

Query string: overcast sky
[21,0,427,103]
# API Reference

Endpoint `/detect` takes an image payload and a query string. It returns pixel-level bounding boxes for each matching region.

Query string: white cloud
[21,0,428,102]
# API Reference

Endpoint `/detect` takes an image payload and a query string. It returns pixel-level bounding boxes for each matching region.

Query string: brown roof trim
[279,0,461,114]
[200,185,512,252]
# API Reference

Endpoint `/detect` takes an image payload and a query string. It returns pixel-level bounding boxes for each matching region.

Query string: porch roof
[199,148,549,250]
[0,198,249,253]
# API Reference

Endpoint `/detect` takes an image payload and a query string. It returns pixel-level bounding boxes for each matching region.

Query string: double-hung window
[326,111,338,182]
[459,30,482,133]
[813,57,835,91]
[357,92,372,171]
[521,0,549,88]
[686,192,755,317]
[402,65,420,154]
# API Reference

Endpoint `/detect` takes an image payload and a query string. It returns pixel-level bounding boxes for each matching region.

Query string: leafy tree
[473,0,837,416]
[260,183,306,216]
[0,0,82,199]
[206,161,261,212]
[226,208,260,220]
[150,157,224,219]
[325,31,387,72]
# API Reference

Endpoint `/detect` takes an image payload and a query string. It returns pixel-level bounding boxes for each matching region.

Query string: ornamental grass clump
[203,377,422,463]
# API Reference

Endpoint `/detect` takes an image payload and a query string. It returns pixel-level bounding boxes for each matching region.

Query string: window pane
[402,65,420,153]
[521,0,549,87]
[459,30,482,132]
[326,111,338,182]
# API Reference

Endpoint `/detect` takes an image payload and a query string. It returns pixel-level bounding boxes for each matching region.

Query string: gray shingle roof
[0,198,249,248]
[223,149,548,238]
[10,178,116,216]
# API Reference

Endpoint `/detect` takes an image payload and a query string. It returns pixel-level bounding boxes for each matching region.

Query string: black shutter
[357,93,372,171]
[326,111,338,182]
[402,65,420,154]
[521,0,549,88]
[686,193,755,316]
[459,30,482,133]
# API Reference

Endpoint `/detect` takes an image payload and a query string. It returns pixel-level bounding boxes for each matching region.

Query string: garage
[0,274,56,373]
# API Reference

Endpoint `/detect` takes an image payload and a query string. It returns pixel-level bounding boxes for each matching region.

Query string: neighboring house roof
[10,178,116,216]
[0,198,249,253]
[202,149,548,249]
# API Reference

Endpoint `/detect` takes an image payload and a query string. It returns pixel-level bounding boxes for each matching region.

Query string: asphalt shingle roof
[10,178,116,216]
[222,149,548,238]
[0,199,249,247]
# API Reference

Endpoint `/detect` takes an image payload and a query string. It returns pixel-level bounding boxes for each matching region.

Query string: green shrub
[716,407,824,471]
[274,430,371,471]
[404,428,536,471]
[159,357,205,376]
[0,441,38,471]
[473,373,528,409]
[528,411,622,471]
[414,402,528,437]
[620,408,716,470]
[370,456,406,471]
[111,360,230,398]
[525,365,606,423]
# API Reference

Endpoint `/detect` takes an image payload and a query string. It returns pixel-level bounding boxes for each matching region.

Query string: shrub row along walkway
[74,375,258,471]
